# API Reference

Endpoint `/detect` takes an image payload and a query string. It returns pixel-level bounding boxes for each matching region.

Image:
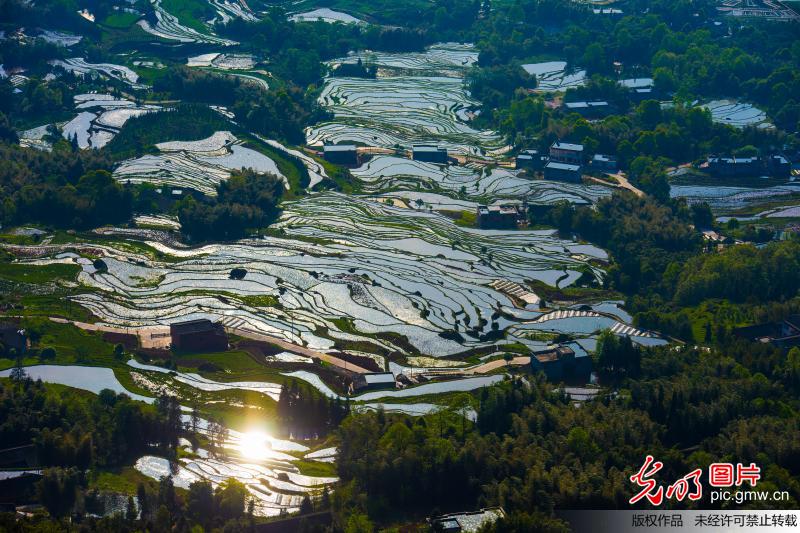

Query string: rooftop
[593,154,616,162]
[533,345,575,363]
[323,144,357,152]
[709,156,759,164]
[413,145,447,153]
[170,318,223,335]
[564,100,609,109]
[478,204,521,215]
[620,77,654,89]
[363,372,396,385]
[545,161,582,171]
[551,141,584,152]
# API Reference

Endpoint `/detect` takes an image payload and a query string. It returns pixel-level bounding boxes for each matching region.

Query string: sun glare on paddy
[238,430,271,461]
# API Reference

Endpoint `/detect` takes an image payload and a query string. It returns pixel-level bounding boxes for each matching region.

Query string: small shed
[170,319,228,353]
[323,144,358,165]
[352,372,396,393]
[412,145,449,164]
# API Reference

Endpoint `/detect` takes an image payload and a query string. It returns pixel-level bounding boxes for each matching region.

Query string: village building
[515,149,546,170]
[351,372,396,393]
[412,144,449,164]
[592,7,624,17]
[733,315,800,349]
[591,153,618,173]
[544,161,582,183]
[530,345,592,382]
[429,508,505,532]
[707,154,792,178]
[563,100,612,119]
[620,78,655,101]
[170,319,228,352]
[549,141,584,165]
[323,144,358,165]
[476,203,527,229]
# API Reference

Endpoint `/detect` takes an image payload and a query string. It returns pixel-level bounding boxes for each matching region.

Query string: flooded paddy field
[12,192,607,358]
[113,131,289,194]
[352,155,610,204]
[307,44,507,156]
[61,93,160,150]
[138,0,239,45]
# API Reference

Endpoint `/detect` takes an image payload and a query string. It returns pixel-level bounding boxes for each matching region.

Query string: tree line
[332,341,800,531]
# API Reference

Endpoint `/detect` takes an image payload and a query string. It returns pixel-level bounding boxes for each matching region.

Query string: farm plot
[522,61,587,92]
[307,44,506,156]
[136,453,335,517]
[113,131,289,195]
[138,0,238,45]
[62,94,160,150]
[34,194,605,357]
[208,0,257,23]
[351,155,610,204]
[289,8,364,24]
[187,53,269,90]
[187,53,255,70]
[334,42,478,76]
[50,58,148,89]
[670,183,800,213]
[701,99,772,129]
[307,76,504,155]
[19,124,54,151]
[0,363,335,518]
[37,29,82,47]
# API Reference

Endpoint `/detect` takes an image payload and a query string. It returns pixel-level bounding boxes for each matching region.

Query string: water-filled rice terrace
[702,99,772,129]
[62,93,160,150]
[352,155,610,204]
[113,131,289,195]
[138,0,239,45]
[289,8,364,24]
[521,61,587,92]
[16,193,606,357]
[307,44,507,155]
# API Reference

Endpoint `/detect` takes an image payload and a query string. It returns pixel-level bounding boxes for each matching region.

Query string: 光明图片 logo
[629,455,764,506]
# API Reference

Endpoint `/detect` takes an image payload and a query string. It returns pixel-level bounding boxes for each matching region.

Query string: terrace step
[531,309,655,338]
[490,280,540,306]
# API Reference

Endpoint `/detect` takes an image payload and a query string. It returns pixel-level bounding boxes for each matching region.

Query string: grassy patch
[174,350,268,377]
[449,209,477,228]
[292,459,336,477]
[102,12,140,29]
[106,104,231,160]
[161,0,213,33]
[239,294,279,308]
[526,278,622,303]
[17,295,98,323]
[0,262,80,284]
[0,319,121,371]
[239,135,310,197]
[89,467,154,495]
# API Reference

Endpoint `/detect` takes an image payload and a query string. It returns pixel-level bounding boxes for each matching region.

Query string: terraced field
[352,155,610,204]
[62,94,161,150]
[50,58,148,89]
[113,131,289,194]
[522,61,587,92]
[10,193,605,358]
[702,99,772,129]
[289,8,364,24]
[138,0,238,45]
[307,44,507,155]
